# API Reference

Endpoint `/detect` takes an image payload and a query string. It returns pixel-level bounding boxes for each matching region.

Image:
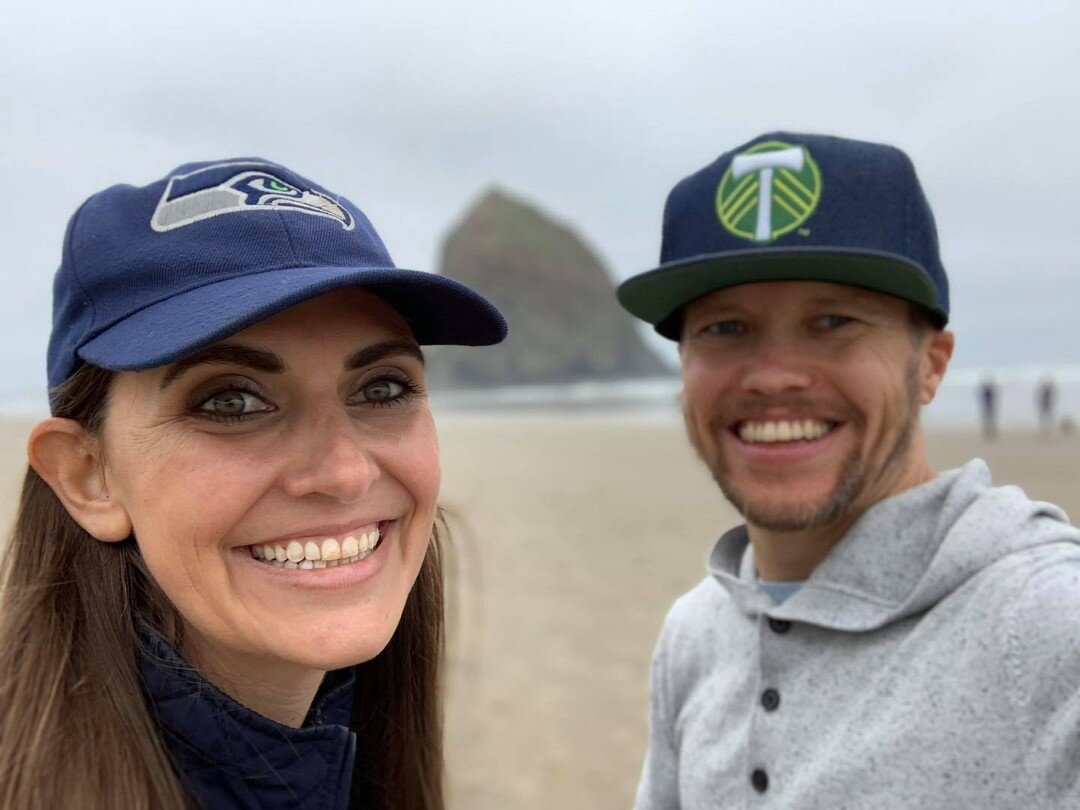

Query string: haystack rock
[427,189,671,387]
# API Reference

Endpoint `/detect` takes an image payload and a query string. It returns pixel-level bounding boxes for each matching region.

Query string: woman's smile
[233,519,401,591]
[245,520,386,568]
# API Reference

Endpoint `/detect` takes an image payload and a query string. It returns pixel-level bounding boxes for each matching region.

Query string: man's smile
[733,418,838,444]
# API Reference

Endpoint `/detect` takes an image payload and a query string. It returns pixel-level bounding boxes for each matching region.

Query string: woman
[0,159,506,809]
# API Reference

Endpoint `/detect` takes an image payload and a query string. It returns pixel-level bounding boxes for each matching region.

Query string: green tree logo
[716,141,822,243]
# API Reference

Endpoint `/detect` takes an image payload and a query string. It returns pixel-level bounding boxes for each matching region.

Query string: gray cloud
[4,0,1079,397]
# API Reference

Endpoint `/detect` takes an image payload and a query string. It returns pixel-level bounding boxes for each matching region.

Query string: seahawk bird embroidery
[150,162,355,232]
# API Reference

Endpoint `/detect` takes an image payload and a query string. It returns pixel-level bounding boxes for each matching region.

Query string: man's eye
[704,321,744,336]
[818,314,854,329]
[197,390,271,417]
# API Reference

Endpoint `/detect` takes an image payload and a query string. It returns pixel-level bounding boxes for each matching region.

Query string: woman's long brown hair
[0,363,445,809]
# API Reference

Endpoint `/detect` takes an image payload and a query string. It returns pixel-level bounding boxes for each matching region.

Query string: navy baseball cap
[617,132,950,339]
[47,158,508,390]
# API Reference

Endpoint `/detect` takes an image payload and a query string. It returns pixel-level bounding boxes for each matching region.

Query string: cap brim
[616,246,945,340]
[79,264,507,372]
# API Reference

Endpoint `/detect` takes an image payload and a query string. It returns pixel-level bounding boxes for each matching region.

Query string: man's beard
[685,358,922,533]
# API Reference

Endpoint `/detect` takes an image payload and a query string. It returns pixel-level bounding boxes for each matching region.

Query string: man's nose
[738,337,814,397]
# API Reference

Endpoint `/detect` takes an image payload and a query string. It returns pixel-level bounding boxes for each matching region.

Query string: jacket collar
[138,625,356,808]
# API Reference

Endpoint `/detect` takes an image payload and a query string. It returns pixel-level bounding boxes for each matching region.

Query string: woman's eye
[198,390,270,417]
[358,379,407,403]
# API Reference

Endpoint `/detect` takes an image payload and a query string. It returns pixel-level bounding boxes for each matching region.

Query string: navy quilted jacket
[138,627,357,809]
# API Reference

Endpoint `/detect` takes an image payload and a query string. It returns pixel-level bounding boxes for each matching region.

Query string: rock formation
[427,189,670,387]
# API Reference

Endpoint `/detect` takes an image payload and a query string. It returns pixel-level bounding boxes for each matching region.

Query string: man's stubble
[684,353,922,533]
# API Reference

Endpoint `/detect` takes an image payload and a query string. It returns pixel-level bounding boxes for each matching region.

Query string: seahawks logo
[150,162,355,232]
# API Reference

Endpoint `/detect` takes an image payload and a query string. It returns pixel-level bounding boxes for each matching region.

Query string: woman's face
[99,287,440,672]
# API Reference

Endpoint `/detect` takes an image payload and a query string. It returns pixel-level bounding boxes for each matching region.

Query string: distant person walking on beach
[979,374,998,439]
[617,132,1080,808]
[1037,376,1058,435]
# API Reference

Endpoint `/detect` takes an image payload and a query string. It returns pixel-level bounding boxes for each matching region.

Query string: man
[616,133,1080,808]
[979,374,999,439]
[1037,377,1058,435]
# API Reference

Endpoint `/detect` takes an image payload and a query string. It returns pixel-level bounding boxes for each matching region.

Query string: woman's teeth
[249,529,381,569]
[738,419,833,444]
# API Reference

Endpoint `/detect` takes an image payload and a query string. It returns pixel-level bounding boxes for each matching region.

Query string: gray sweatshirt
[635,460,1080,809]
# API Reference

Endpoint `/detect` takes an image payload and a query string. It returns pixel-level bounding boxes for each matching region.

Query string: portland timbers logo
[716,141,821,243]
[151,161,355,232]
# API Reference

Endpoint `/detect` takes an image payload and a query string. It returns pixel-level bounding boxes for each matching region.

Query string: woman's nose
[280,415,379,503]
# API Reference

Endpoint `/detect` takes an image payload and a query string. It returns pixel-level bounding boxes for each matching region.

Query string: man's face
[679,281,951,533]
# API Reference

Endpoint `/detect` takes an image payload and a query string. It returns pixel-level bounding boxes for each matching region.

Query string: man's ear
[919,329,955,406]
[27,418,132,542]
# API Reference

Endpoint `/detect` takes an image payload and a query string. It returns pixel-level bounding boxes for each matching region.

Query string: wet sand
[1,413,1077,808]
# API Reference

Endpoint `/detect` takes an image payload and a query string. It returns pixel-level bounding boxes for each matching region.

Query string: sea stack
[428,188,670,387]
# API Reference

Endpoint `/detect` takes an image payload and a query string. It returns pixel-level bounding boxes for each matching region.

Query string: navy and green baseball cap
[47,158,507,392]
[617,132,949,339]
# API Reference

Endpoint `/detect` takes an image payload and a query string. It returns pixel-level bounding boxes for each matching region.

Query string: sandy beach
[1,412,1077,808]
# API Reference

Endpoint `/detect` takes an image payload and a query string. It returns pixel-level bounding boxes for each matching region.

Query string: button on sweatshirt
[635,460,1080,809]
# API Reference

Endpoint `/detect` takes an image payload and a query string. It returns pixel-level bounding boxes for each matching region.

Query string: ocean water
[430,365,1080,430]
[4,366,1078,430]
[921,366,1080,430]
[0,392,48,419]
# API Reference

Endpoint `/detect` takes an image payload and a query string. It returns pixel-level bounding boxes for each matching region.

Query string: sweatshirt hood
[708,459,1080,631]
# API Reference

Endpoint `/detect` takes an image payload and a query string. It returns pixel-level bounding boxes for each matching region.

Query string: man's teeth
[249,529,381,568]
[738,419,832,444]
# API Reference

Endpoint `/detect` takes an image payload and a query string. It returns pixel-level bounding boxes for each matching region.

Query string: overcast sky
[4,0,1079,402]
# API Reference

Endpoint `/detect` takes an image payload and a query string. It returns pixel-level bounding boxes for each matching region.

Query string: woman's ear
[28,418,132,542]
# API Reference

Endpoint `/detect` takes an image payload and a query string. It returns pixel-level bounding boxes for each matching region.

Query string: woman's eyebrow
[158,339,424,390]
[344,339,425,371]
[159,344,285,389]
